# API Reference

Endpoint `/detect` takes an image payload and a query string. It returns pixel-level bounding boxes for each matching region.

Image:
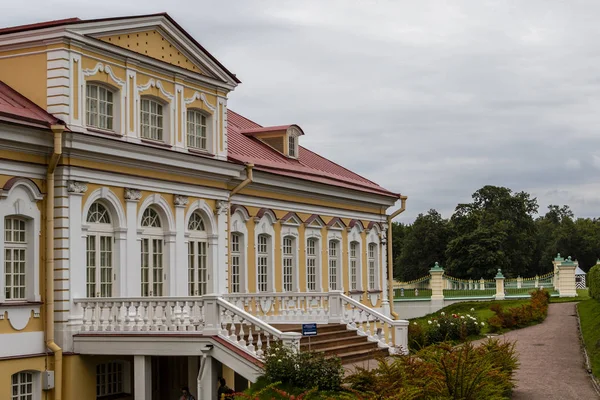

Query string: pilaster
[125,188,142,297]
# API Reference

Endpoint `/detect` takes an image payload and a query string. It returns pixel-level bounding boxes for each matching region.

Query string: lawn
[550,288,590,303]
[578,296,600,379]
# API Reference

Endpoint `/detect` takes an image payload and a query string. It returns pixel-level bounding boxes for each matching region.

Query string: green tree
[396,209,450,281]
[445,186,538,278]
[391,222,410,280]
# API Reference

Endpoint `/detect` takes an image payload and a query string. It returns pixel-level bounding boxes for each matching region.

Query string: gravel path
[481,302,598,399]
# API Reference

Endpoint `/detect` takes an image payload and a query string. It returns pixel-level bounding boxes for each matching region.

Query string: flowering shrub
[409,309,483,348]
[488,289,550,332]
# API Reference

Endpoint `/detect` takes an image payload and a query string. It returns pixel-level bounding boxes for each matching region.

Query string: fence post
[479,278,485,290]
[202,295,220,336]
[495,269,505,300]
[517,276,522,289]
[281,332,303,352]
[391,320,409,354]
[552,253,564,289]
[328,290,343,323]
[429,262,445,313]
[557,256,578,297]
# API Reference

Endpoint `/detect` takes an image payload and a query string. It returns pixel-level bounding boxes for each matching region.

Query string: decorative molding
[67,180,88,194]
[137,78,174,100]
[0,305,41,331]
[124,188,142,202]
[184,91,216,111]
[174,195,189,207]
[216,201,228,215]
[82,62,126,87]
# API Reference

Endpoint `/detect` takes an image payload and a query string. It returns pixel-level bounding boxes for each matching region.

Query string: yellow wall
[0,52,48,109]
[63,354,133,400]
[0,356,46,396]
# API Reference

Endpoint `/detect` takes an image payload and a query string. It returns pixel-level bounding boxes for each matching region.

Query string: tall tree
[396,209,450,281]
[445,186,538,278]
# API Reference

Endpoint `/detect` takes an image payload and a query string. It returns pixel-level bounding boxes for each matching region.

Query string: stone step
[320,341,380,357]
[300,335,366,351]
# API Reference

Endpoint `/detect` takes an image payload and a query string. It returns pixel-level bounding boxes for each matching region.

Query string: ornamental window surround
[4,217,27,300]
[368,243,377,290]
[257,234,270,293]
[86,83,115,131]
[350,241,361,291]
[282,236,296,292]
[328,239,341,291]
[306,237,319,291]
[230,206,249,293]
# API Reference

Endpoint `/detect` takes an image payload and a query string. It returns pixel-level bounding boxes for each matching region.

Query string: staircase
[272,324,388,364]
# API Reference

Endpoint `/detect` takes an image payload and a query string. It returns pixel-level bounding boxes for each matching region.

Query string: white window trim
[0,180,42,303]
[185,108,212,153]
[230,208,250,293]
[186,210,209,296]
[281,224,299,292]
[327,229,343,292]
[85,82,119,133]
[139,96,169,143]
[367,226,382,291]
[254,211,276,292]
[347,223,364,292]
[305,228,322,292]
[11,370,41,400]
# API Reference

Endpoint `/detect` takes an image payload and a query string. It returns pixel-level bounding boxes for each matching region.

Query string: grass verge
[550,289,590,303]
[578,297,600,379]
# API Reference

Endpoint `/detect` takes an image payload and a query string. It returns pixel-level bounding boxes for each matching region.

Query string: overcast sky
[3,0,600,223]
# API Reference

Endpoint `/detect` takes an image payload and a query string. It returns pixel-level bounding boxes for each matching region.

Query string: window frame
[4,217,27,301]
[230,233,242,293]
[282,236,296,292]
[349,241,361,292]
[86,82,116,132]
[257,234,270,293]
[140,97,166,142]
[140,207,165,297]
[306,237,320,292]
[85,202,114,298]
[11,371,40,400]
[187,210,208,296]
[186,109,210,152]
[328,239,341,291]
[96,361,130,398]
[368,242,378,291]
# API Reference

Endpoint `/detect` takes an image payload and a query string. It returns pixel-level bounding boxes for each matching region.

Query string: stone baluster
[81,302,89,332]
[90,303,98,331]
[238,319,246,347]
[133,302,142,331]
[256,328,264,356]
[247,322,255,352]
[115,302,124,332]
[142,302,150,331]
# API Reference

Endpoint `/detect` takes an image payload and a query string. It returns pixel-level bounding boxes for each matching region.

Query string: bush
[262,344,344,392]
[488,289,550,332]
[408,309,484,349]
[589,263,600,300]
[345,339,518,399]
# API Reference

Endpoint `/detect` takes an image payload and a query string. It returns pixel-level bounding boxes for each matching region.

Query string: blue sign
[302,323,317,336]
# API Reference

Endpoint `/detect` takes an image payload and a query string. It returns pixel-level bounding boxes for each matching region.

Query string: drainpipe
[47,124,65,400]
[227,164,253,291]
[387,195,407,319]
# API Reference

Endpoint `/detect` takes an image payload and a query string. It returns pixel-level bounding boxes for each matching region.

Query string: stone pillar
[200,355,220,400]
[429,262,445,313]
[495,269,505,300]
[479,278,485,290]
[125,188,142,296]
[517,276,522,289]
[328,290,343,324]
[281,332,303,352]
[174,195,188,296]
[552,253,564,289]
[134,355,151,400]
[202,295,220,335]
[558,256,578,297]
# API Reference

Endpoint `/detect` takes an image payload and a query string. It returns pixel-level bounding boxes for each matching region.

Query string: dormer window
[240,124,304,159]
[288,135,296,158]
[187,109,208,151]
[140,98,164,141]
[86,83,114,131]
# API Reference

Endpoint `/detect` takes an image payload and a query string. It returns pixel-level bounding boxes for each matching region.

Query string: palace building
[0,13,407,400]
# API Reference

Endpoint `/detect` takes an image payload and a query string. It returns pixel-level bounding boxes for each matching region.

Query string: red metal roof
[227,110,400,198]
[0,13,240,84]
[0,81,63,128]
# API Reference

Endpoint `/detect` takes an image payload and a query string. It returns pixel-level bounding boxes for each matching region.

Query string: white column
[125,189,142,296]
[175,195,188,296]
[200,355,220,400]
[134,355,151,400]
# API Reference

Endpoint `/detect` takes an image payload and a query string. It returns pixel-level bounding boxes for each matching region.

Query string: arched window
[257,234,270,292]
[86,83,115,131]
[328,240,340,290]
[230,233,242,293]
[306,238,319,291]
[140,97,164,141]
[4,217,27,300]
[187,210,207,296]
[140,207,163,296]
[186,109,208,150]
[368,243,378,290]
[11,371,34,400]
[350,241,360,291]
[86,202,113,298]
[282,236,295,292]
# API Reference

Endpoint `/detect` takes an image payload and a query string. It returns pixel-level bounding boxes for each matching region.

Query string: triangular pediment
[280,212,302,226]
[304,214,325,228]
[66,14,239,86]
[327,217,346,230]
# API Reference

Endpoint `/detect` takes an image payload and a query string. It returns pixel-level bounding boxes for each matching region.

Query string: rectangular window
[188,241,207,296]
[231,234,241,293]
[141,238,163,296]
[5,217,27,300]
[86,84,114,131]
[306,238,317,291]
[96,362,123,397]
[187,110,208,150]
[100,236,112,297]
[283,237,294,292]
[140,98,163,141]
[328,240,338,291]
[257,235,269,292]
[350,242,358,291]
[11,372,33,400]
[86,235,96,298]
[368,243,377,290]
[288,135,296,157]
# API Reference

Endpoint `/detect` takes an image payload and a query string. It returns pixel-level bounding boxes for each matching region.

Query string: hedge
[589,263,600,300]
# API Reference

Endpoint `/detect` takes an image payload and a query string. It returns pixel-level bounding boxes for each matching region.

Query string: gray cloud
[3,0,600,222]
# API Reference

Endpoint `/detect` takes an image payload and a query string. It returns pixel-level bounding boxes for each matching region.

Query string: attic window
[288,135,296,158]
